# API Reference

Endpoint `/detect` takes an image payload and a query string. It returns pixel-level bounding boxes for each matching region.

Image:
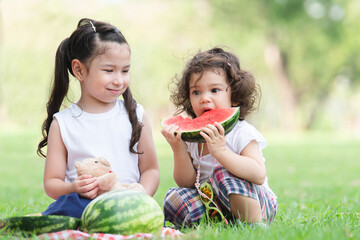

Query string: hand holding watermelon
[199,122,227,157]
[160,123,188,151]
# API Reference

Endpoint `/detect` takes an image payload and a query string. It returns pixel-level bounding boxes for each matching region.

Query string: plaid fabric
[163,187,205,227]
[212,165,277,224]
[163,165,277,227]
[37,228,183,239]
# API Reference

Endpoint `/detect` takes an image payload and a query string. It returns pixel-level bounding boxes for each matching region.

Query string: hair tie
[89,21,96,32]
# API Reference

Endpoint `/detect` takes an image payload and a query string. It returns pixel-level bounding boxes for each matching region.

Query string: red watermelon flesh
[163,108,236,130]
[161,107,240,142]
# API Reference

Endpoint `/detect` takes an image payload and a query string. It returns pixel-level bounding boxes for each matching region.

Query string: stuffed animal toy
[75,157,144,196]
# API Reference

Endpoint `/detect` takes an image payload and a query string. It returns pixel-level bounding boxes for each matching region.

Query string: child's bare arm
[214,141,266,185]
[161,124,196,188]
[44,119,98,200]
[138,112,160,196]
[201,122,266,185]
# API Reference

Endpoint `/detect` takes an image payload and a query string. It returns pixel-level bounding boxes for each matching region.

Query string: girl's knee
[229,194,262,223]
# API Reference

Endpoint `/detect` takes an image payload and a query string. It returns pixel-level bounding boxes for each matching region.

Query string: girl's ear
[72,59,86,81]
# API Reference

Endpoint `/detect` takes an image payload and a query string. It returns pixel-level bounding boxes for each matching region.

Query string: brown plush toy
[75,157,144,196]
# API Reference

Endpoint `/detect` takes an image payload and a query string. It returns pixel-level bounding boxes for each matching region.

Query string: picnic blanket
[37,227,183,239]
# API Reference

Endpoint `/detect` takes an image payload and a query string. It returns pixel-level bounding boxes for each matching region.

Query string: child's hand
[161,124,186,149]
[72,174,99,199]
[200,122,227,157]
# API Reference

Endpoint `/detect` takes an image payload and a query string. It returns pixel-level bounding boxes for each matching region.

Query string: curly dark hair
[170,46,261,120]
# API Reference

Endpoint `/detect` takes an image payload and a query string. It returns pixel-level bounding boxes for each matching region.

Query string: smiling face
[189,68,234,117]
[75,42,131,113]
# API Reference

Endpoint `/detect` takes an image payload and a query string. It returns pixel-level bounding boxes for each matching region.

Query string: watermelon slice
[161,107,240,142]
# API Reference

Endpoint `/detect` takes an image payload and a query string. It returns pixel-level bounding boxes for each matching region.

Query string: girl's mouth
[202,108,213,114]
[108,89,121,94]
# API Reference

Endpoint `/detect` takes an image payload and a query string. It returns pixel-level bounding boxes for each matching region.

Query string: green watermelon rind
[162,107,240,142]
[80,190,164,235]
[0,215,80,236]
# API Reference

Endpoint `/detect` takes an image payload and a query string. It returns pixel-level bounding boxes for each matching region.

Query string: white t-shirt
[54,99,143,184]
[186,120,276,197]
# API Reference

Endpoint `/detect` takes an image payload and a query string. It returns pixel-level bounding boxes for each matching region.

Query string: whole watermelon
[80,190,164,235]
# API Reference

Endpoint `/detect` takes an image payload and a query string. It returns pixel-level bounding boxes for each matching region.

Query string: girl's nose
[113,75,123,86]
[200,93,211,103]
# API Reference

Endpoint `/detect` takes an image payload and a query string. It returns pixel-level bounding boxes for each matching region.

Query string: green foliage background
[0,0,359,134]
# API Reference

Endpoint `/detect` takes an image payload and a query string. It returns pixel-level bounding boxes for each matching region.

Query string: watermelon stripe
[81,190,164,235]
[0,215,80,236]
[86,206,162,230]
[84,206,162,233]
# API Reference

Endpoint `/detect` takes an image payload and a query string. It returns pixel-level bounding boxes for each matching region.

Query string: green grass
[1,128,359,239]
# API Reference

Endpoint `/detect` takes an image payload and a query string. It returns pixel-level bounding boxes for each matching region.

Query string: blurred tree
[209,0,359,130]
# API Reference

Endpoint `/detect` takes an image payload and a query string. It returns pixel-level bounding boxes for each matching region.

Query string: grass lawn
[0,127,359,239]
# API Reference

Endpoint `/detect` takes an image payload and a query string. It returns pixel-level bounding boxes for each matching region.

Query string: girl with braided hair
[38,18,159,218]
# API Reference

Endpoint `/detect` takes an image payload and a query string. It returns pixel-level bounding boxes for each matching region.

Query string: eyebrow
[189,83,227,89]
[100,64,131,68]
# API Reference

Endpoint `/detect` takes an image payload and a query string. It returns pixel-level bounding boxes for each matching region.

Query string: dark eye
[104,69,113,72]
[211,88,219,93]
[192,90,200,95]
[95,160,98,163]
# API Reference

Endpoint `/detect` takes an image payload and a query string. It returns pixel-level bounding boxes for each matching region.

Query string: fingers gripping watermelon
[80,190,164,235]
[161,107,240,142]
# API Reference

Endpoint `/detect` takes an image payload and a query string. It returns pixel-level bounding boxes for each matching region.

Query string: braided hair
[37,18,142,157]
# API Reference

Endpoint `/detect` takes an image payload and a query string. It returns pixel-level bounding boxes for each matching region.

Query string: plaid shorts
[163,165,277,227]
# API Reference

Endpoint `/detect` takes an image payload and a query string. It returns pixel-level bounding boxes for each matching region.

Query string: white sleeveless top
[54,99,143,184]
[186,120,276,198]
